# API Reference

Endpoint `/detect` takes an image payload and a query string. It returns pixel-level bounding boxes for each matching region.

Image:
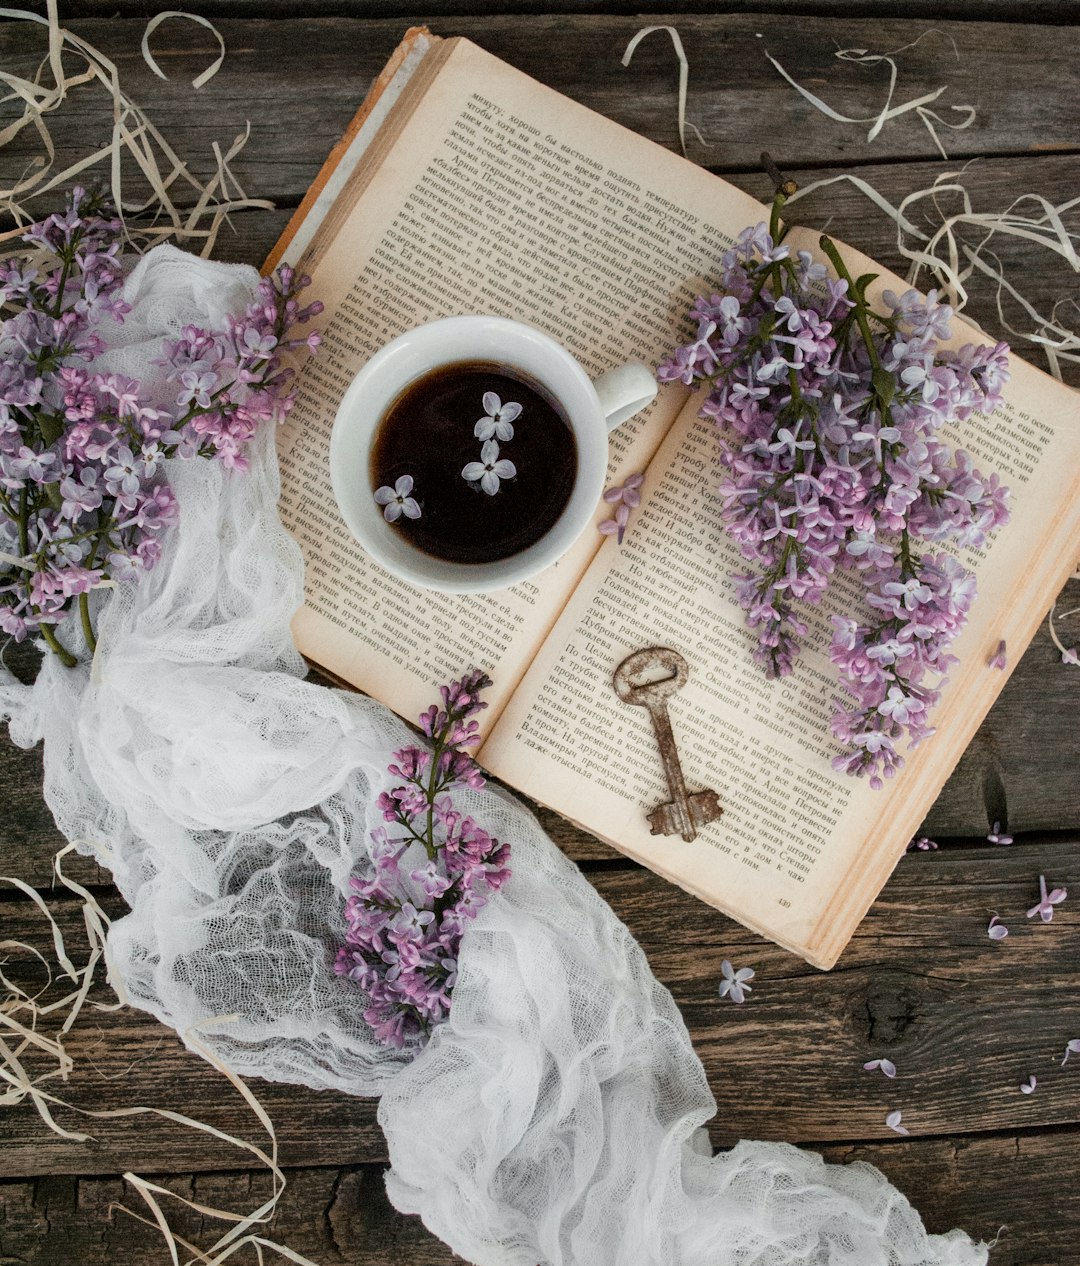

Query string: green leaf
[36,412,64,446]
[872,366,897,407]
[855,271,879,299]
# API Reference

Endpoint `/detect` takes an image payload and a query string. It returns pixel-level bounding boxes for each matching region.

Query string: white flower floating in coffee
[474,391,522,442]
[373,474,422,522]
[462,439,517,496]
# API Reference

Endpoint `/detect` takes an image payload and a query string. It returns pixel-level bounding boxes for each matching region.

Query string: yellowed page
[276,36,773,731]
[484,247,1080,967]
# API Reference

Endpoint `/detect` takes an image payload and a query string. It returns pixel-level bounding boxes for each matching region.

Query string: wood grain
[0,1165,459,1265]
[44,0,1080,25]
[3,838,1077,1177]
[3,1130,1079,1266]
[3,12,1080,209]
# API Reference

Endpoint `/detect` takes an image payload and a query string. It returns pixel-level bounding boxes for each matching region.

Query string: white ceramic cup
[329,315,658,592]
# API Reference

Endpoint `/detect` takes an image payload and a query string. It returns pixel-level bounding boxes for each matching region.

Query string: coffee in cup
[369,361,577,565]
[329,315,657,593]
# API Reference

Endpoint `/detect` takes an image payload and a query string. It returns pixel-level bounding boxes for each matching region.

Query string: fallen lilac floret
[987,915,1009,941]
[599,472,645,544]
[1027,874,1067,923]
[374,475,421,522]
[1019,1075,1037,1095]
[989,639,1007,670]
[1062,1039,1080,1067]
[907,836,938,852]
[718,958,755,1004]
[863,1058,897,1078]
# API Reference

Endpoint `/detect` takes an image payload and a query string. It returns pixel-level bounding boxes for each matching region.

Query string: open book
[268,28,1080,968]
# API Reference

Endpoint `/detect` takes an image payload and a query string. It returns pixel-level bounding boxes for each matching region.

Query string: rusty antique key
[613,647,723,842]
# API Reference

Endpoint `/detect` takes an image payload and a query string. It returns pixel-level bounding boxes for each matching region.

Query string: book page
[484,243,1080,967]
[276,36,771,729]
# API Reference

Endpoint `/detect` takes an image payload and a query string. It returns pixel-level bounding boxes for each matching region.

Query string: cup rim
[329,316,608,593]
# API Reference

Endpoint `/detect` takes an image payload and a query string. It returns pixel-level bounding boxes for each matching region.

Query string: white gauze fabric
[0,247,988,1266]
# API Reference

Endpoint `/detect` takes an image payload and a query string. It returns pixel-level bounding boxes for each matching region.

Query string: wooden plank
[3,1128,1079,1266]
[821,1132,1080,1266]
[611,838,1080,1150]
[46,0,1080,26]
[2,13,1080,207]
[2,837,1077,1176]
[0,1165,459,1265]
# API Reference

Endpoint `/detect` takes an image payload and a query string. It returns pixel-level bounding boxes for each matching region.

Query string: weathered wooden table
[2,4,1079,1263]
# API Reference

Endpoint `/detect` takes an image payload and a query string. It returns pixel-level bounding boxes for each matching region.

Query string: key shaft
[642,696,695,841]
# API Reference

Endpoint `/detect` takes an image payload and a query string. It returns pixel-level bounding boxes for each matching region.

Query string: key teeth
[647,806,678,838]
[691,791,724,825]
[648,791,723,839]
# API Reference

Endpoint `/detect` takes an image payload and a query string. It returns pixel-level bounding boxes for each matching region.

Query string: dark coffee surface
[369,362,577,564]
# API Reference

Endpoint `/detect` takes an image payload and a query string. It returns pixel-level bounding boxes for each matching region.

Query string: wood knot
[854,978,923,1045]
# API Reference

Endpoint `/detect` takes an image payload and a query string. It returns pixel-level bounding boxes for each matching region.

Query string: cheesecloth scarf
[0,247,988,1266]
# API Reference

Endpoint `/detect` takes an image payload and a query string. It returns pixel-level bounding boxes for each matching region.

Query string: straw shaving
[622,26,710,160]
[0,0,273,257]
[1,850,320,1263]
[760,30,976,159]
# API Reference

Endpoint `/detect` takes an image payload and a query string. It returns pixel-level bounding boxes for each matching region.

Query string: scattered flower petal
[863,1058,897,1078]
[1019,1074,1037,1094]
[987,914,1009,941]
[885,1110,910,1135]
[1061,1039,1080,1067]
[988,639,1007,670]
[986,821,1013,845]
[718,958,755,1004]
[1061,646,1079,665]
[1027,874,1067,923]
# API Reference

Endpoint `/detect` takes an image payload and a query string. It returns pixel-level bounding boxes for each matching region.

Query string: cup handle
[591,362,659,432]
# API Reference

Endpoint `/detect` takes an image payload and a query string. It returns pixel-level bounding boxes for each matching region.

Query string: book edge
[261,26,440,276]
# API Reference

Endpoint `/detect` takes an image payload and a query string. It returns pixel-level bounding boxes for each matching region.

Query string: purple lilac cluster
[658,207,1011,787]
[0,187,322,664]
[335,671,512,1050]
